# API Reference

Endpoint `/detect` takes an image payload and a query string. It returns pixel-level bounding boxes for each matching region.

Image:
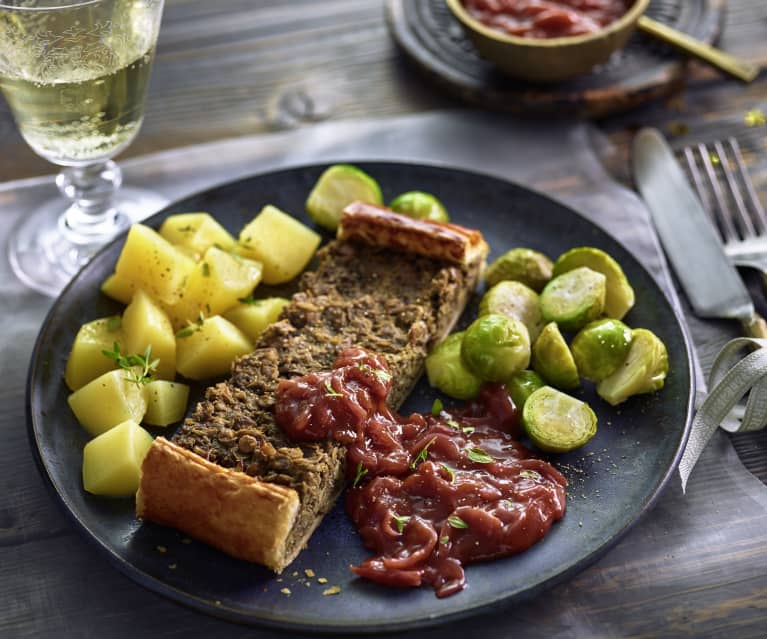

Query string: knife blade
[632,127,767,338]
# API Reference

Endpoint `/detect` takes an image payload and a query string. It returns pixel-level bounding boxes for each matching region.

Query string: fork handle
[741,313,767,339]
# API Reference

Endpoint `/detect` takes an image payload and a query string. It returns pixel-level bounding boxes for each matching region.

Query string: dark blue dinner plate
[27,162,694,633]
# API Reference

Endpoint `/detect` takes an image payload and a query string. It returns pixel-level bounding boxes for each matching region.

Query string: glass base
[8,186,169,297]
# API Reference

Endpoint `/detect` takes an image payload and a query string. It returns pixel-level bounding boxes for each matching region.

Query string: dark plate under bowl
[27,162,694,633]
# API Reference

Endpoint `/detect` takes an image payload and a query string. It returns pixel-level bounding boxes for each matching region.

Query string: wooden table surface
[3,1,767,637]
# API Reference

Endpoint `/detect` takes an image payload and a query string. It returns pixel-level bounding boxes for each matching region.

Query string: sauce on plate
[275,348,567,597]
[462,0,634,39]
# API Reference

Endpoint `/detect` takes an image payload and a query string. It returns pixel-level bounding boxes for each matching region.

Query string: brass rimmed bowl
[445,0,652,82]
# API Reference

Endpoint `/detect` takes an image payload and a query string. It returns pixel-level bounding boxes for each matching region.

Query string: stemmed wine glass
[0,0,167,296]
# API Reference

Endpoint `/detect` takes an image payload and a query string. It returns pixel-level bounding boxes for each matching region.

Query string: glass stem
[56,160,128,245]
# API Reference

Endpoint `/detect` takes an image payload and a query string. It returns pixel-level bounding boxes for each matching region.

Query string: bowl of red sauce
[445,0,651,82]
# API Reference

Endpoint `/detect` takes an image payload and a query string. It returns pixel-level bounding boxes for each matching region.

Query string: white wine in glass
[0,0,167,296]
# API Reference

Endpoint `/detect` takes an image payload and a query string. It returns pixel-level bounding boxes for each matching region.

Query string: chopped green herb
[467,447,493,464]
[101,342,159,388]
[352,461,368,488]
[201,262,211,277]
[410,437,437,470]
[175,313,206,338]
[324,380,343,398]
[431,399,444,417]
[446,419,460,430]
[519,470,539,480]
[462,426,475,435]
[441,464,455,483]
[440,536,450,545]
[447,515,468,529]
[709,152,721,165]
[237,295,264,306]
[391,514,410,533]
[357,362,392,383]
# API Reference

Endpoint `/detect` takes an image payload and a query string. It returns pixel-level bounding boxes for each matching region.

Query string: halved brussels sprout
[571,318,633,382]
[531,322,579,390]
[506,369,546,410]
[479,280,545,341]
[552,246,635,320]
[389,191,449,223]
[305,164,383,231]
[540,266,606,332]
[596,328,669,406]
[425,332,483,400]
[461,314,531,382]
[523,386,597,453]
[485,247,553,292]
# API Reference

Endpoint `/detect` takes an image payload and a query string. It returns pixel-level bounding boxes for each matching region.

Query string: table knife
[632,127,767,338]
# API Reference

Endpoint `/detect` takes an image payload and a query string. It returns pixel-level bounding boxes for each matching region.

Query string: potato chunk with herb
[168,246,262,328]
[159,212,236,259]
[122,289,176,380]
[238,205,321,285]
[82,420,154,497]
[114,224,196,305]
[175,315,253,380]
[64,316,123,391]
[143,380,190,426]
[67,368,148,436]
[223,296,290,342]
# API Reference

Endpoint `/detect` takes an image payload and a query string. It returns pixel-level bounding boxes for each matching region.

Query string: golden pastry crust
[338,201,489,267]
[136,437,300,571]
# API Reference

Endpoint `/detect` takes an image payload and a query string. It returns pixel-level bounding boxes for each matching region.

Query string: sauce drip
[275,348,567,597]
[462,0,634,39]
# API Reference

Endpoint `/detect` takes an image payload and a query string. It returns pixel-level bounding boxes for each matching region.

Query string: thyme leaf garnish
[462,426,475,435]
[447,515,468,529]
[519,470,539,480]
[431,398,444,417]
[391,514,410,534]
[467,447,493,464]
[441,464,455,483]
[446,419,460,430]
[237,294,263,306]
[352,461,368,488]
[324,380,343,398]
[440,536,450,545]
[175,312,205,338]
[101,342,159,388]
[410,437,437,470]
[356,362,392,383]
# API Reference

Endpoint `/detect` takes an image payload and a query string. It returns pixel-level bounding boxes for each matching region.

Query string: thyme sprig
[391,514,410,534]
[102,342,159,388]
[410,437,437,470]
[175,312,206,338]
[352,461,368,488]
[324,380,343,398]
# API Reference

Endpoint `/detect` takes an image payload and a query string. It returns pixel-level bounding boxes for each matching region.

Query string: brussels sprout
[461,314,531,383]
[552,246,635,320]
[506,369,546,410]
[305,164,383,231]
[389,191,450,223]
[425,332,483,400]
[597,328,669,406]
[571,318,633,382]
[485,247,553,292]
[540,266,606,332]
[531,322,580,390]
[479,280,545,341]
[523,386,597,453]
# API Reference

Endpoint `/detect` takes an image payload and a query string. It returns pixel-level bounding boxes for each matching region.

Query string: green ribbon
[680,338,767,491]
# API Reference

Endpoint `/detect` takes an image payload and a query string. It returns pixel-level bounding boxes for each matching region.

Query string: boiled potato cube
[100,272,135,304]
[159,212,236,259]
[143,380,190,426]
[168,247,262,328]
[122,289,176,380]
[82,420,154,497]
[223,297,289,341]
[64,316,124,391]
[237,205,321,284]
[68,368,147,436]
[175,315,252,380]
[114,224,196,305]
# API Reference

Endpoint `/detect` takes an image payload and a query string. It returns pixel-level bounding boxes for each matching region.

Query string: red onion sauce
[463,0,634,39]
[275,348,567,597]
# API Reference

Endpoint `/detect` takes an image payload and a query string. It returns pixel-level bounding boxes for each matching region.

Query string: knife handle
[741,314,767,339]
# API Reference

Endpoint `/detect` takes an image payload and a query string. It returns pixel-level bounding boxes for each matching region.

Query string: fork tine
[698,142,740,243]
[728,137,767,234]
[684,146,718,227]
[715,139,757,238]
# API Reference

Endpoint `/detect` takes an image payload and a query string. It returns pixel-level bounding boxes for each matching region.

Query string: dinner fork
[682,138,767,275]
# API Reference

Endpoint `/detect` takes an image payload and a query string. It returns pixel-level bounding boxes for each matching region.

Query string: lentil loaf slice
[137,204,488,572]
